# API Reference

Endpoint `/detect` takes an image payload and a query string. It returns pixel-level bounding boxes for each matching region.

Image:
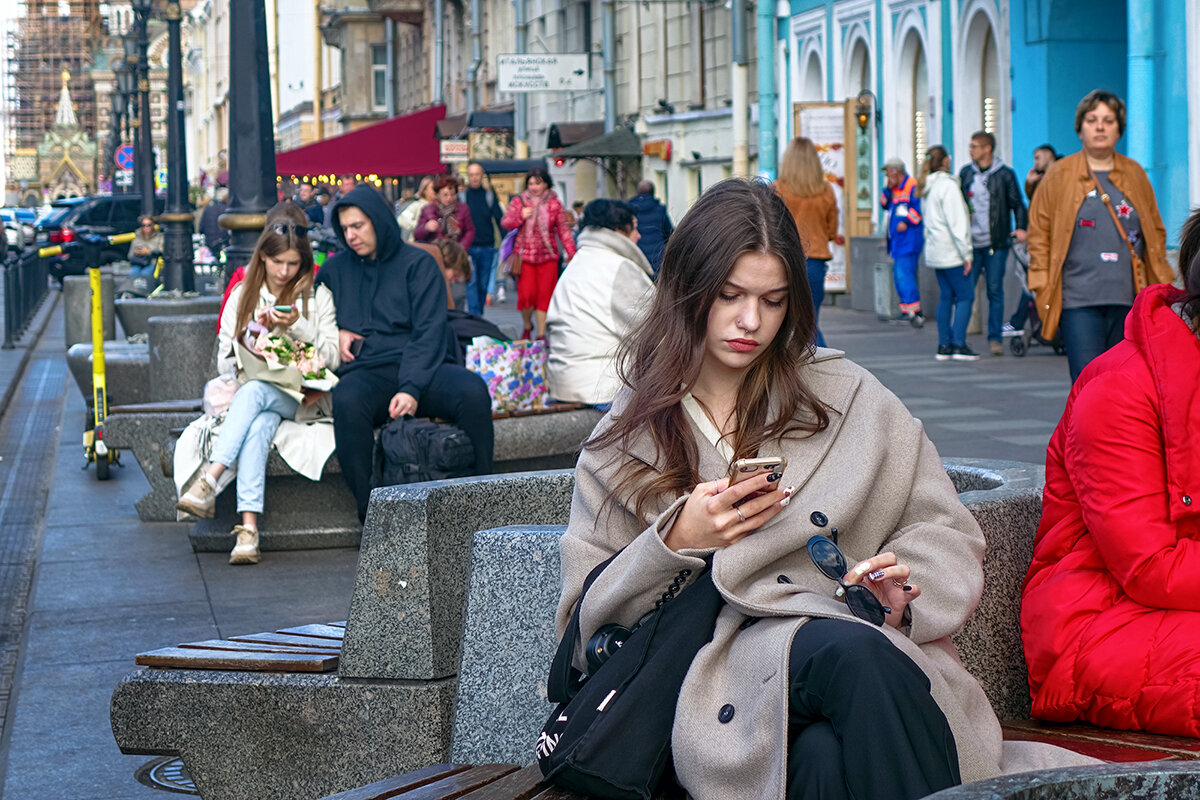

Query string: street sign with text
[497,54,589,92]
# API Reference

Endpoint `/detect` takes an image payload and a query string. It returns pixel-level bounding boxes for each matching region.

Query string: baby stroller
[1007,242,1066,357]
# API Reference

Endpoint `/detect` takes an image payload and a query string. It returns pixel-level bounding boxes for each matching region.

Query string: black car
[35,194,166,281]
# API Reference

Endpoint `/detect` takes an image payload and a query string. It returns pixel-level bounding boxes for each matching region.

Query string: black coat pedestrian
[628,193,674,275]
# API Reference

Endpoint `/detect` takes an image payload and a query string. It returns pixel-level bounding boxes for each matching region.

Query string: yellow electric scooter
[40,231,137,479]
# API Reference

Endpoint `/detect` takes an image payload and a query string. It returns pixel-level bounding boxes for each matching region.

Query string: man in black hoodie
[317,186,494,521]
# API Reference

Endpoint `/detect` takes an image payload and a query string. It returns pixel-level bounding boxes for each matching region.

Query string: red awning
[275,105,447,177]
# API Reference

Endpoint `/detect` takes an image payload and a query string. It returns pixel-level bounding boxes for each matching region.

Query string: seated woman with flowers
[176,207,339,564]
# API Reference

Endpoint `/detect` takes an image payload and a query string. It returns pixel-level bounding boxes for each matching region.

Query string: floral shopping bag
[465,336,547,412]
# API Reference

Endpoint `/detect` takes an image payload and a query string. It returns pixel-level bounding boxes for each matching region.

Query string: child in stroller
[1004,237,1066,357]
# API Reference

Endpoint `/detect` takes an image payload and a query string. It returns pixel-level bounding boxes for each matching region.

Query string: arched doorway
[960,9,1003,147]
[847,37,870,96]
[896,28,928,172]
[801,49,824,101]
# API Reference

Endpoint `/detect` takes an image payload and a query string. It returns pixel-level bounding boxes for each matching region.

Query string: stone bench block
[447,460,1045,766]
[63,271,115,348]
[115,295,223,337]
[66,342,152,407]
[491,408,603,472]
[924,762,1200,799]
[339,471,576,682]
[147,314,218,403]
[110,668,456,800]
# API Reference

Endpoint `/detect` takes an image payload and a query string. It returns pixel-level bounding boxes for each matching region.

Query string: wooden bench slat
[319,764,471,800]
[109,399,204,414]
[175,639,341,655]
[394,764,522,800]
[276,623,346,640]
[226,632,343,650]
[1002,720,1200,761]
[135,647,338,672]
[455,764,548,800]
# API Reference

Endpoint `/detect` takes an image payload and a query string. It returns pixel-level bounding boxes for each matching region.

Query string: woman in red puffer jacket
[1021,210,1197,737]
[501,166,576,340]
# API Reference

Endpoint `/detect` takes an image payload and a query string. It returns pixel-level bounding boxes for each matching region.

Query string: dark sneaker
[952,345,981,361]
[910,312,926,329]
[935,345,954,361]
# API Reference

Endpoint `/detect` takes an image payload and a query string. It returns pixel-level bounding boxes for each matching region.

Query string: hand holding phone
[273,304,293,313]
[729,456,787,502]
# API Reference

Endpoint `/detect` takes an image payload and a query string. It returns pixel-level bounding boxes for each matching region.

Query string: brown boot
[228,525,260,565]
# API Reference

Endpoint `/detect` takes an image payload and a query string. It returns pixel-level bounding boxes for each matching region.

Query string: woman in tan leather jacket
[1026,89,1174,381]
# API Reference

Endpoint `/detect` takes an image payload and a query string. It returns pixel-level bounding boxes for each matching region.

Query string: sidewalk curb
[0,289,61,424]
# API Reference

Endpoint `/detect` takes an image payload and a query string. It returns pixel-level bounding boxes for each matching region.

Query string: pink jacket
[413,202,475,250]
[501,190,576,265]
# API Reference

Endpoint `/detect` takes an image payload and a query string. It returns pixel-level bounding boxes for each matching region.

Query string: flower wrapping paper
[466,336,547,412]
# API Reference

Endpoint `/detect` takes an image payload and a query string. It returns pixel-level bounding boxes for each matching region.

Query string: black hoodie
[316,185,452,402]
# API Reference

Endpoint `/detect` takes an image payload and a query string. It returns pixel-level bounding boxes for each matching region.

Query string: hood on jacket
[628,194,663,214]
[1123,283,1200,522]
[576,226,654,277]
[924,171,961,191]
[330,185,402,262]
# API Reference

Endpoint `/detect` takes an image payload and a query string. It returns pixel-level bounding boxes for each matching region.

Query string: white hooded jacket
[922,170,973,268]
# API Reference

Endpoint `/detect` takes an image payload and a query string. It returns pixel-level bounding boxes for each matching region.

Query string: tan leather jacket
[1026,150,1174,340]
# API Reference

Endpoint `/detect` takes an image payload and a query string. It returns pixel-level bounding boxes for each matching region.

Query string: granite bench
[104,399,604,545]
[112,460,1123,800]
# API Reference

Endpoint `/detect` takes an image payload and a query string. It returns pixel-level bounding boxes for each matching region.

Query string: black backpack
[371,416,475,488]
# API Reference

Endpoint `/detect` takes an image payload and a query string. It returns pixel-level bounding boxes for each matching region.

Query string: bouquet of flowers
[236,321,338,400]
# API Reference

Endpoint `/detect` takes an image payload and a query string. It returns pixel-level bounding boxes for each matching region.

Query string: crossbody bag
[1089,167,1148,290]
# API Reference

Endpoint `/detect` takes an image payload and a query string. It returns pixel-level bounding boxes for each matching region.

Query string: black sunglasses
[806,534,887,626]
[270,223,309,237]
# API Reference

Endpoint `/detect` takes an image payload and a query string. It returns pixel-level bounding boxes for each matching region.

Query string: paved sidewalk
[0,289,1072,800]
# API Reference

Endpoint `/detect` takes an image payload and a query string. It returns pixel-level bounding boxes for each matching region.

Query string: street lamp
[121,35,143,200]
[130,0,155,218]
[116,61,135,188]
[160,0,194,292]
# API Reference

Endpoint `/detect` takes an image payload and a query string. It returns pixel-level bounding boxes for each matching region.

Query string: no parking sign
[115,144,134,171]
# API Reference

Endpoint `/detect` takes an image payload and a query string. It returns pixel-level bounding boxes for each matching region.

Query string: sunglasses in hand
[806,534,887,626]
[270,223,310,237]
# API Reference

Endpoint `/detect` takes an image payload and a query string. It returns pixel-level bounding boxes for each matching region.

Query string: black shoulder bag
[536,553,724,800]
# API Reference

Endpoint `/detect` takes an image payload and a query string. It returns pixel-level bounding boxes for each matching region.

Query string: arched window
[896,28,928,170]
[847,38,870,96]
[801,49,823,101]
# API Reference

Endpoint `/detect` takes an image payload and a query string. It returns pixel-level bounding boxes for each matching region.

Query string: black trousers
[786,619,961,800]
[331,361,495,520]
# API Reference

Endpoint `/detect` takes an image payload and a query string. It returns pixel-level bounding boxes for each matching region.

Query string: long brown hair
[587,179,831,521]
[233,202,315,339]
[776,137,827,198]
[916,145,950,196]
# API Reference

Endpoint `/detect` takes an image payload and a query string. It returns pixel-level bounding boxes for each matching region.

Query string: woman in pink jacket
[414,175,475,250]
[501,167,576,339]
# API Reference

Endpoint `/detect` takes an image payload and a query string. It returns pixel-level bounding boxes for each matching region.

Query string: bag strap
[1089,167,1139,265]
[548,551,622,702]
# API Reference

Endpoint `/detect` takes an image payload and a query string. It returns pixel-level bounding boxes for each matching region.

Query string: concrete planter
[115,295,222,337]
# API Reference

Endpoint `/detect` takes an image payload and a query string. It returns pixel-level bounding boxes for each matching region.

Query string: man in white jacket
[546,199,656,406]
[921,146,980,361]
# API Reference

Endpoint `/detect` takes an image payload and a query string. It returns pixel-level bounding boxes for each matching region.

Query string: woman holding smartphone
[176,210,339,565]
[556,180,1090,800]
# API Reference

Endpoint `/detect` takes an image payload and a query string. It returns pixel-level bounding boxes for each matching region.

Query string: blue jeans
[892,253,921,314]
[1059,305,1130,383]
[972,247,1008,342]
[1009,288,1035,330]
[806,258,828,347]
[934,266,975,348]
[466,245,497,315]
[210,380,300,514]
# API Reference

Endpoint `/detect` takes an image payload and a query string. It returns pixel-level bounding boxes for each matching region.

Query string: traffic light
[554,157,566,168]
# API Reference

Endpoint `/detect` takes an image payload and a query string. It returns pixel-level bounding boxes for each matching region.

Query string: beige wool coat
[557,349,1095,800]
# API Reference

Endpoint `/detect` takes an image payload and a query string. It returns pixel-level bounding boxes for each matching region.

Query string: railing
[1,249,51,350]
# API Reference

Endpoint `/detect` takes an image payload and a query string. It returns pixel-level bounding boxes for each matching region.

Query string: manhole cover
[135,756,199,795]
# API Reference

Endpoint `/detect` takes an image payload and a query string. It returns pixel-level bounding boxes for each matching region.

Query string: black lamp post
[160,0,193,291]
[111,79,128,193]
[130,0,155,218]
[121,36,143,200]
[218,0,276,276]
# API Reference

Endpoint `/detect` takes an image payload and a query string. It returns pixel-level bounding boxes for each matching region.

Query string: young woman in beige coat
[556,179,1093,800]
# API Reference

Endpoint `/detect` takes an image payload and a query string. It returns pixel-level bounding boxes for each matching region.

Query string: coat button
[718,704,735,723]
[1184,495,1193,506]
[810,511,828,527]
[777,575,792,584]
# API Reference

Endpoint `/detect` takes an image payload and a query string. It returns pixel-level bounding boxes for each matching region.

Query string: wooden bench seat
[999,719,1200,762]
[135,621,346,673]
[319,763,582,800]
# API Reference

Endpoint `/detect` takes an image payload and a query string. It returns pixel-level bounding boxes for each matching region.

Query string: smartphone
[349,338,364,358]
[273,304,293,313]
[729,456,787,500]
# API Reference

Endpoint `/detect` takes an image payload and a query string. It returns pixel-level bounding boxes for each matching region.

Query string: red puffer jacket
[1021,283,1200,736]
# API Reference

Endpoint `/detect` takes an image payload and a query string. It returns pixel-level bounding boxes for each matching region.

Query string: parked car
[34,194,167,281]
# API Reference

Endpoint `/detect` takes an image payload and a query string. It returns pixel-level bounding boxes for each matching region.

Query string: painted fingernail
[854,562,871,576]
[867,569,887,582]
[780,495,791,507]
[834,586,845,598]
[903,585,913,592]
[767,472,781,482]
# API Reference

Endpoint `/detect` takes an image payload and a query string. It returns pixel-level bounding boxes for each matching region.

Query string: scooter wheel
[96,453,111,481]
[1010,336,1027,357]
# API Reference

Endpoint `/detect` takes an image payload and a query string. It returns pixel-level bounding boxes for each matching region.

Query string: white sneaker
[177,473,218,518]
[496,285,507,303]
[1001,323,1022,338]
[229,525,260,565]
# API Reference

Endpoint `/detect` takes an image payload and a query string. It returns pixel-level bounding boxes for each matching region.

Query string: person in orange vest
[881,157,925,327]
